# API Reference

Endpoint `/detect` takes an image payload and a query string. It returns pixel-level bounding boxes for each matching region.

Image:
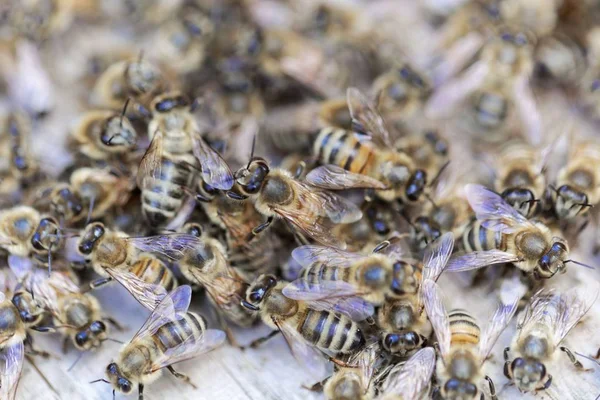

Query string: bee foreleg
[541,374,552,390]
[302,376,329,392]
[485,375,497,400]
[25,334,51,358]
[105,316,125,331]
[560,346,593,371]
[167,365,197,389]
[245,330,280,349]
[246,217,274,242]
[89,277,113,291]
[503,347,510,361]
[138,383,144,400]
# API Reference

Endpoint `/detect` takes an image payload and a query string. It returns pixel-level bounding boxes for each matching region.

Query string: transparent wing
[274,316,329,380]
[7,255,34,281]
[422,232,454,282]
[291,245,367,268]
[306,165,387,190]
[106,267,169,311]
[192,133,234,190]
[372,234,410,261]
[275,207,344,248]
[379,347,436,400]
[422,279,451,361]
[516,289,555,340]
[445,250,521,272]
[513,76,542,146]
[0,341,24,400]
[307,296,374,322]
[136,129,164,189]
[464,184,534,233]
[478,296,520,363]
[551,285,599,347]
[151,328,226,372]
[313,188,363,224]
[132,285,192,341]
[347,87,391,147]
[126,234,201,261]
[283,279,363,301]
[352,342,378,391]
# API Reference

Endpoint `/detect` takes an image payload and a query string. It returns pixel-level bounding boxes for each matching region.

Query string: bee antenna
[548,184,561,199]
[89,378,110,385]
[574,351,600,366]
[247,134,257,169]
[565,259,595,269]
[105,337,125,344]
[425,193,438,209]
[429,160,450,189]
[68,352,85,372]
[120,98,131,128]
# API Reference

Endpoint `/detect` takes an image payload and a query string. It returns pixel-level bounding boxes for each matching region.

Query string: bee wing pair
[517,285,599,348]
[137,128,233,191]
[306,164,388,191]
[445,184,530,272]
[0,341,24,400]
[131,285,226,372]
[378,347,436,400]
[422,279,519,364]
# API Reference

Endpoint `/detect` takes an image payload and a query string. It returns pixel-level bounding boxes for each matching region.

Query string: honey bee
[91,58,167,110]
[548,140,600,220]
[422,278,520,400]
[377,347,436,400]
[0,290,26,400]
[76,222,197,310]
[0,206,63,268]
[504,286,598,392]
[0,111,39,183]
[230,156,362,248]
[446,184,573,280]
[241,274,370,377]
[378,233,454,357]
[6,0,73,41]
[102,285,225,399]
[308,88,429,205]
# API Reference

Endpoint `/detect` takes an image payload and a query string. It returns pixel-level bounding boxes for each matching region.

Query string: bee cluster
[1,0,600,399]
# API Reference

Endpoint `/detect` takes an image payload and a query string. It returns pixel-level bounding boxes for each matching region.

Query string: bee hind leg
[245,330,280,349]
[138,383,144,400]
[167,365,197,389]
[560,346,593,371]
[246,217,274,242]
[302,376,329,392]
[25,334,51,358]
[485,375,497,400]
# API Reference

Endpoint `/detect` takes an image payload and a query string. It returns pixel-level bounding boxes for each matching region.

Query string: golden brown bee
[103,286,225,399]
[447,184,574,280]
[423,278,519,400]
[504,287,598,392]
[76,222,196,310]
[230,157,362,248]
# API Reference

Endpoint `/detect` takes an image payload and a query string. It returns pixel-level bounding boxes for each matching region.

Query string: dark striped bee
[103,286,226,399]
[423,278,520,400]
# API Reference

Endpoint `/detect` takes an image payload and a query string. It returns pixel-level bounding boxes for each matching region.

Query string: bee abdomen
[463,220,507,252]
[300,263,350,285]
[153,312,206,351]
[449,309,480,346]
[299,309,364,354]
[314,128,372,174]
[130,257,177,291]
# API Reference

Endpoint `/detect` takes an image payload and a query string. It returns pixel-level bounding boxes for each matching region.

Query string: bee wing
[312,188,363,224]
[151,328,226,372]
[126,234,201,261]
[7,255,34,281]
[550,284,599,347]
[273,316,330,380]
[283,279,363,301]
[132,285,192,341]
[464,184,535,233]
[291,245,367,268]
[275,207,344,248]
[372,233,410,261]
[136,129,164,189]
[422,232,454,282]
[306,165,387,190]
[347,87,391,148]
[516,289,555,340]
[191,133,234,190]
[353,342,378,390]
[444,250,521,272]
[106,267,169,312]
[306,296,374,322]
[422,279,451,361]
[513,76,542,146]
[379,347,436,400]
[477,296,520,363]
[0,341,24,400]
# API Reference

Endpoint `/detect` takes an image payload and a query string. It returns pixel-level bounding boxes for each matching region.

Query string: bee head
[106,362,133,394]
[51,186,84,221]
[536,239,568,278]
[411,216,441,250]
[125,59,161,96]
[101,115,137,150]
[182,222,203,238]
[153,94,190,113]
[236,158,270,194]
[553,184,591,219]
[442,378,479,400]
[74,320,107,351]
[244,274,277,310]
[382,331,424,355]
[31,217,61,253]
[405,169,427,202]
[506,357,547,393]
[501,188,537,217]
[78,222,106,255]
[12,292,41,325]
[365,204,390,236]
[390,261,418,296]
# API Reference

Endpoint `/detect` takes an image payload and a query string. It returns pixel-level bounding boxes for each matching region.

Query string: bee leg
[503,347,510,361]
[485,375,497,400]
[167,365,197,389]
[62,336,71,354]
[246,217,274,242]
[541,374,552,390]
[245,330,280,349]
[212,308,241,348]
[89,277,113,291]
[595,348,600,359]
[283,219,310,246]
[302,377,329,392]
[138,383,144,400]
[560,346,593,371]
[105,316,125,331]
[293,161,306,179]
[431,385,443,400]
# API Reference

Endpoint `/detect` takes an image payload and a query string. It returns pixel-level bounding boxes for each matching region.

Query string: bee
[176,230,258,329]
[230,156,362,248]
[533,34,585,87]
[308,88,429,205]
[91,58,167,110]
[283,235,423,307]
[0,111,39,183]
[376,347,436,400]
[102,285,225,399]
[241,274,370,377]
[6,0,73,41]
[446,184,573,280]
[422,278,520,400]
[137,91,234,227]
[0,206,63,268]
[548,140,600,220]
[0,290,26,400]
[69,104,138,164]
[504,286,598,392]
[76,222,197,310]
[378,233,454,357]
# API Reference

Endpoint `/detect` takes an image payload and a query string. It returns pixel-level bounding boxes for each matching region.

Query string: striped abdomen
[449,309,480,347]
[152,312,206,351]
[313,128,376,175]
[141,156,194,227]
[462,220,508,253]
[298,308,364,354]
[300,262,352,286]
[130,256,177,292]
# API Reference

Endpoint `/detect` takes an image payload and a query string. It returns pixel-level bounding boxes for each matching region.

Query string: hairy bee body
[0,111,38,181]
[57,292,108,351]
[130,254,178,293]
[0,298,26,348]
[11,290,47,329]
[448,309,481,347]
